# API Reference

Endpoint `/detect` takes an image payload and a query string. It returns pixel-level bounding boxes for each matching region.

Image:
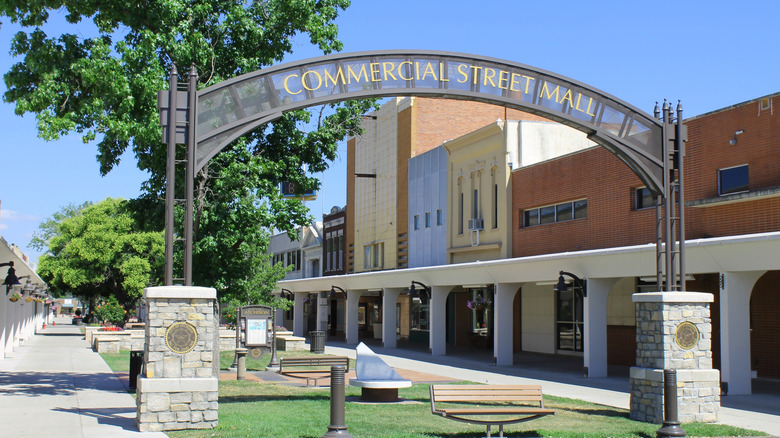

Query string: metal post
[675,102,686,291]
[657,369,686,438]
[164,66,178,286]
[662,102,673,291]
[184,65,197,286]
[236,347,247,381]
[230,307,241,370]
[268,305,279,368]
[322,365,352,438]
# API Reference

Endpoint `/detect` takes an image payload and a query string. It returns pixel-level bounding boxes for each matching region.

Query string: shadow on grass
[220,393,330,404]
[567,406,632,419]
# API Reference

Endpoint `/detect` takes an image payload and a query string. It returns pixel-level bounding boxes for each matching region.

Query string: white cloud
[1,209,40,222]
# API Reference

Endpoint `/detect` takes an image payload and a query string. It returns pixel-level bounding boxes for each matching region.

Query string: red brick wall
[512,94,780,257]
[685,94,780,239]
[751,271,780,379]
[413,98,546,156]
[512,147,655,257]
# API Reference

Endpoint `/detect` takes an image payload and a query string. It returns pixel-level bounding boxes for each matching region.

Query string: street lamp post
[268,288,294,369]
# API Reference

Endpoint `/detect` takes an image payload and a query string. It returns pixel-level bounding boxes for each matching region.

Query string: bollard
[322,365,353,438]
[236,347,248,381]
[657,369,686,438]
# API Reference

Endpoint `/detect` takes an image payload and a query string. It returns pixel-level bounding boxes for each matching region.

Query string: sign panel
[280,181,317,200]
[245,318,268,346]
[239,305,273,348]
[192,51,664,196]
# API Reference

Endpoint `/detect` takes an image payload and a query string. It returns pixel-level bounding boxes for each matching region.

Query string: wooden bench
[430,384,555,438]
[278,356,350,387]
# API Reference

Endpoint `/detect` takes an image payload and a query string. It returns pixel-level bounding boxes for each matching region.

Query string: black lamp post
[268,288,294,369]
[2,261,20,294]
[553,271,587,297]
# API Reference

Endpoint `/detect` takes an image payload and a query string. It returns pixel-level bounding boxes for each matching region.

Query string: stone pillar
[719,271,763,395]
[293,293,305,337]
[345,290,362,345]
[629,292,719,424]
[429,286,448,356]
[493,283,520,366]
[136,286,219,432]
[381,288,402,348]
[584,278,616,378]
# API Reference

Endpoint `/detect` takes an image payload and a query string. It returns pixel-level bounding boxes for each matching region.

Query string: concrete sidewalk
[324,342,780,437]
[0,316,167,438]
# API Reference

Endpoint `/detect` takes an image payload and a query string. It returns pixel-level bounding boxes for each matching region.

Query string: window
[573,199,588,219]
[523,209,539,227]
[523,199,588,227]
[718,165,748,195]
[413,215,420,230]
[492,183,498,229]
[540,205,555,224]
[556,286,584,352]
[634,187,657,210]
[469,289,492,335]
[436,209,443,226]
[286,250,301,271]
[410,295,429,331]
[363,242,384,270]
[472,189,479,219]
[425,212,431,228]
[556,202,572,221]
[458,192,464,234]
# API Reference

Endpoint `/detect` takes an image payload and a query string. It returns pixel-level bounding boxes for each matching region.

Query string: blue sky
[1,0,778,267]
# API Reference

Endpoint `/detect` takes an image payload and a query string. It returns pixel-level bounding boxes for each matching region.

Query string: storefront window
[556,288,584,351]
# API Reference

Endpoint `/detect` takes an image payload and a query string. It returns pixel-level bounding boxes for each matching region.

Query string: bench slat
[435,395,544,402]
[439,408,556,415]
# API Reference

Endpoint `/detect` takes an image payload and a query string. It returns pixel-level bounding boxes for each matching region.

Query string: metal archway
[159,51,685,290]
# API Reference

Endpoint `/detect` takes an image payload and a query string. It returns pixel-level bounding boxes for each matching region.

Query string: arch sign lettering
[159,50,685,287]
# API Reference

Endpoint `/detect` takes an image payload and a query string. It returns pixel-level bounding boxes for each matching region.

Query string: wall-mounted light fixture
[729,130,744,145]
[2,262,21,295]
[409,281,431,301]
[330,285,346,298]
[278,288,294,300]
[553,271,587,297]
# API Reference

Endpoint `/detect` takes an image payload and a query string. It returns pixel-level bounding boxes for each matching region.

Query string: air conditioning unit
[467,218,484,231]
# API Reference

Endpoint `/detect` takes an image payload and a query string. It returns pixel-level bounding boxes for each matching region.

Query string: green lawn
[99,351,765,438]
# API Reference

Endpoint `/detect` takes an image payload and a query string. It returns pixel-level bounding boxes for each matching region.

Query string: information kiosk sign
[239,305,273,359]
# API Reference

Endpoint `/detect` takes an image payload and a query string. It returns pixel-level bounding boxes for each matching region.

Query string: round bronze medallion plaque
[674,321,700,350]
[249,347,264,359]
[165,322,198,354]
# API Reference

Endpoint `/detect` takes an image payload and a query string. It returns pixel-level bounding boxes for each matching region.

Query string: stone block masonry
[629,292,720,424]
[136,286,219,432]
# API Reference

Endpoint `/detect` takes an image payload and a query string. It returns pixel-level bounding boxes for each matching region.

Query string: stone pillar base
[630,367,720,423]
[136,377,219,432]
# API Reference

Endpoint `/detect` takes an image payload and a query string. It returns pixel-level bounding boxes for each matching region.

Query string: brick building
[281,92,779,395]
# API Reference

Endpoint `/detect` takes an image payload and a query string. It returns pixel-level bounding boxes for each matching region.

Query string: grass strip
[99,352,764,437]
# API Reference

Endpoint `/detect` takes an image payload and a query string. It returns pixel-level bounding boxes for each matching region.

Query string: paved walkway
[1,320,778,437]
[0,316,166,438]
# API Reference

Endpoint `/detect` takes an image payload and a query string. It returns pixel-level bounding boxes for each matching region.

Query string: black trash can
[129,350,144,389]
[309,331,325,354]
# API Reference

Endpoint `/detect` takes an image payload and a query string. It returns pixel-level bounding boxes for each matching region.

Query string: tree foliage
[32,198,164,306]
[3,0,377,302]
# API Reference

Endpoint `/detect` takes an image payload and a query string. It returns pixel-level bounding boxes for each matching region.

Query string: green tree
[2,0,377,300]
[32,198,164,307]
